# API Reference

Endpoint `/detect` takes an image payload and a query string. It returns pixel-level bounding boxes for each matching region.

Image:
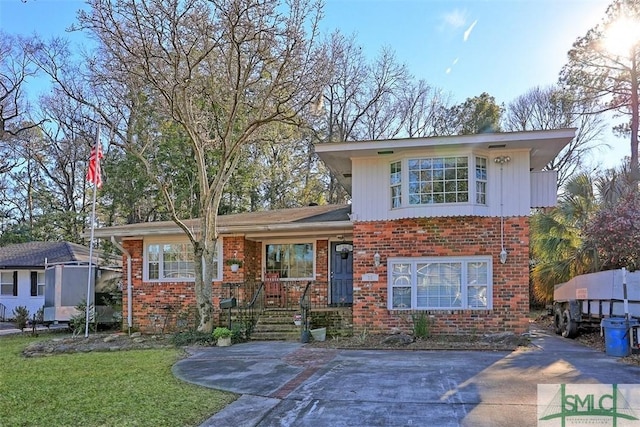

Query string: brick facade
[121,237,330,333]
[121,216,529,335]
[352,216,530,335]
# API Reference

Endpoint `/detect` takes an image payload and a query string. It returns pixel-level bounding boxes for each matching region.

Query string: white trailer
[553,268,640,338]
[43,262,120,325]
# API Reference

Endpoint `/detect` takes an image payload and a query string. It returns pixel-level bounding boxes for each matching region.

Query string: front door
[330,242,353,306]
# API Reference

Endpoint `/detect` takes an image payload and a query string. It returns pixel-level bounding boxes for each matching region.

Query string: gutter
[110,236,132,334]
[91,220,354,239]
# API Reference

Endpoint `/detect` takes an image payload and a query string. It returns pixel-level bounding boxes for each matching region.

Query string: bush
[412,312,431,339]
[170,330,214,346]
[70,300,96,336]
[12,306,29,331]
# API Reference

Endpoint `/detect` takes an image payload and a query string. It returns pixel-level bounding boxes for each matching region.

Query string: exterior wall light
[500,248,508,264]
[374,252,381,267]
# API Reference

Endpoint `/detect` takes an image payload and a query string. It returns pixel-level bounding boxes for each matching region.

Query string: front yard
[0,333,236,426]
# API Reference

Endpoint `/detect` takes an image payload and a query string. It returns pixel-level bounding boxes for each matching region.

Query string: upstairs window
[390,156,487,207]
[476,157,487,204]
[390,161,402,208]
[408,157,469,204]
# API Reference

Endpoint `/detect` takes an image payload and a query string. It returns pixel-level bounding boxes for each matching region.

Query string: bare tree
[504,85,605,187]
[559,0,640,181]
[397,79,453,138]
[34,0,330,332]
[0,33,45,174]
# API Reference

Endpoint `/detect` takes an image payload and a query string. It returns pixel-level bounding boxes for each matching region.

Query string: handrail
[246,283,265,309]
[300,282,312,332]
[300,281,311,310]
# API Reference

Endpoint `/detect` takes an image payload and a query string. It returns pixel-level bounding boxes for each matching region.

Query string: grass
[0,334,236,426]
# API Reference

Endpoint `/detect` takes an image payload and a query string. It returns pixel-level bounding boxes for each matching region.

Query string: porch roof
[314,128,577,194]
[91,204,353,240]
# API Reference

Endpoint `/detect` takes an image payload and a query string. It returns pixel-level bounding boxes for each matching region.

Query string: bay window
[388,257,492,310]
[389,155,488,207]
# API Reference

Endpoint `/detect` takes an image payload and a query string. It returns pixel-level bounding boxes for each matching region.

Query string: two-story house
[92,128,576,335]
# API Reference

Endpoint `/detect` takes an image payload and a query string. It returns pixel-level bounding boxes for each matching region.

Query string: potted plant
[225,258,243,272]
[213,327,233,346]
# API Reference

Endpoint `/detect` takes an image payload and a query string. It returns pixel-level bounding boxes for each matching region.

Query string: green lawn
[0,334,236,426]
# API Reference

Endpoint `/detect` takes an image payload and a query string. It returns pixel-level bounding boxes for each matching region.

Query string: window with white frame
[388,257,492,310]
[390,156,488,207]
[265,242,314,279]
[37,272,45,296]
[145,240,222,281]
[390,161,402,208]
[475,156,487,204]
[1,272,14,296]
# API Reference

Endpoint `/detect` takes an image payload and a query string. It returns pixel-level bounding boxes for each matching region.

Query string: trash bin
[602,317,638,357]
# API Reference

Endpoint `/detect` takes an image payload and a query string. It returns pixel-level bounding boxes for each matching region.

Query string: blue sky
[0,0,625,167]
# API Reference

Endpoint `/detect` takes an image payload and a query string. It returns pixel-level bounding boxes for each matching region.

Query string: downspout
[111,236,132,334]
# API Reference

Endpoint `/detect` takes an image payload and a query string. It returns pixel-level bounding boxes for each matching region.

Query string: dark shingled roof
[0,242,95,269]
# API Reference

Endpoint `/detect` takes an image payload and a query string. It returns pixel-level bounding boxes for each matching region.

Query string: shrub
[12,306,29,331]
[70,300,96,336]
[170,330,214,346]
[412,312,431,339]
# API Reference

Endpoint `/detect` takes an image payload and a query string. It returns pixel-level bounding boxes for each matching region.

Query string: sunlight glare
[603,16,640,57]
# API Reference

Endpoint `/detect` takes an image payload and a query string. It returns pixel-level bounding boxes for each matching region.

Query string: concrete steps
[251,309,302,341]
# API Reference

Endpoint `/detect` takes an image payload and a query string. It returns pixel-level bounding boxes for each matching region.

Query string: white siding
[0,270,44,319]
[485,150,531,217]
[351,149,533,221]
[530,171,558,208]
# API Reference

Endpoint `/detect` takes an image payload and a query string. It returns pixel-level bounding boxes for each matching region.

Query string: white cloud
[446,58,459,75]
[442,9,467,30]
[464,20,478,41]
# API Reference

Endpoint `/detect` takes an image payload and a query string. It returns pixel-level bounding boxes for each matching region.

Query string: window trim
[37,272,45,297]
[0,271,15,296]
[143,237,222,282]
[263,240,316,281]
[389,154,488,208]
[387,256,493,310]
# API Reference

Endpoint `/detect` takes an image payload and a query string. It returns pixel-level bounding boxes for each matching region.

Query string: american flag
[86,143,104,189]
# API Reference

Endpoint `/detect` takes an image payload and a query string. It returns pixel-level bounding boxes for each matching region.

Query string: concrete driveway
[172,328,640,427]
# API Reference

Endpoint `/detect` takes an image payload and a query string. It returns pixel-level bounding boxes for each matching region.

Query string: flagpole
[85,126,100,338]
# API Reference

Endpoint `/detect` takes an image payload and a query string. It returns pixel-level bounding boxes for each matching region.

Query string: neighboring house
[92,128,576,335]
[0,242,95,320]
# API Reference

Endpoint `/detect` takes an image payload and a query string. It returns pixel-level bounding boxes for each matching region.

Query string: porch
[220,280,353,340]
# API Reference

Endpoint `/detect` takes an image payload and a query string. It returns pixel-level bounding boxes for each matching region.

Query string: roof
[0,242,97,269]
[91,204,353,240]
[314,128,577,194]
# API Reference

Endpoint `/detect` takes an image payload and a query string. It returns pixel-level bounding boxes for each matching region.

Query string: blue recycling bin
[602,317,638,357]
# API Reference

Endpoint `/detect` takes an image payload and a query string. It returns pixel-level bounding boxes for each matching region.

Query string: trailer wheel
[561,309,578,338]
[554,307,564,335]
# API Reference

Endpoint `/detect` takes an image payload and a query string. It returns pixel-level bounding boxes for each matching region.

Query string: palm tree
[530,173,600,302]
